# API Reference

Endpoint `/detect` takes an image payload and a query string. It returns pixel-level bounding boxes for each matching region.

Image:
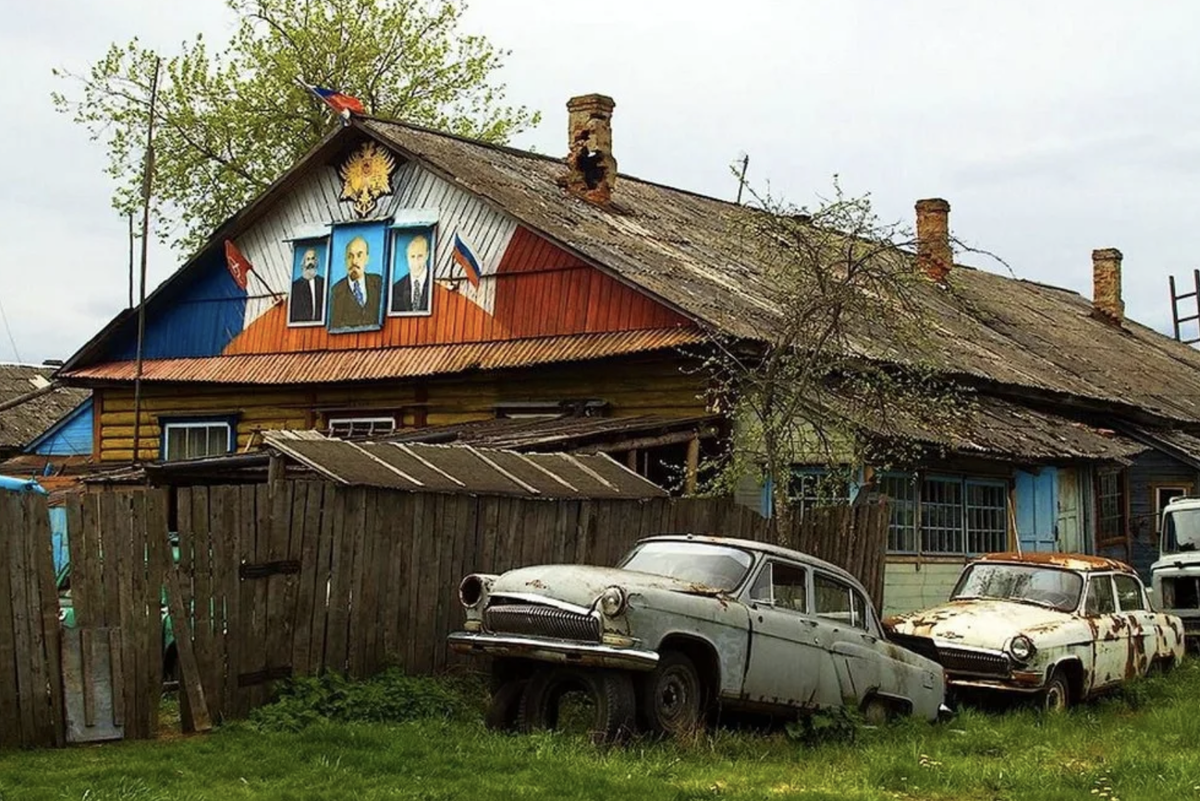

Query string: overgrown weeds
[247,668,480,731]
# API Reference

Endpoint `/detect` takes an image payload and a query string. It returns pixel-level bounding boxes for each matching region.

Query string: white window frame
[161,421,233,461]
[327,416,396,439]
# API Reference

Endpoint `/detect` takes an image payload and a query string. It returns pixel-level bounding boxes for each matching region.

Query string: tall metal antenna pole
[735,154,750,205]
[132,57,161,466]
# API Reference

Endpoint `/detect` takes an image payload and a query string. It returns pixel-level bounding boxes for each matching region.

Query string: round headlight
[599,586,627,617]
[459,575,485,608]
[1008,634,1036,662]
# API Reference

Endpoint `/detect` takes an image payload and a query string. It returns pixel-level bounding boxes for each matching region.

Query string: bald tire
[1040,668,1070,714]
[519,666,636,744]
[484,679,527,732]
[639,652,704,738]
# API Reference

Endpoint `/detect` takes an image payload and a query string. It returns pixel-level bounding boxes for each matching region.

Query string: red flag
[224,240,253,291]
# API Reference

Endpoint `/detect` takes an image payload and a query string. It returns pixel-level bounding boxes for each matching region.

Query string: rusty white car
[448,535,948,741]
[885,552,1185,712]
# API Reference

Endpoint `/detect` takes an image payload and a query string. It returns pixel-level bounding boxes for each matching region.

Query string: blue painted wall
[108,248,247,361]
[26,399,93,456]
[1126,450,1198,581]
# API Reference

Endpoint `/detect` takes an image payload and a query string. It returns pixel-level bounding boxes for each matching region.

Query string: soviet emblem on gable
[339,141,397,218]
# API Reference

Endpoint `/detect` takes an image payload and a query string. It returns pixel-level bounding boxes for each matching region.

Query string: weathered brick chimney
[1092,247,1124,325]
[564,93,617,204]
[915,198,952,282]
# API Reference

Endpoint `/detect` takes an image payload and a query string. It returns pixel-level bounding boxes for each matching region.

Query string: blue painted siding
[109,248,247,360]
[1126,450,1197,581]
[26,399,93,456]
[1016,468,1057,552]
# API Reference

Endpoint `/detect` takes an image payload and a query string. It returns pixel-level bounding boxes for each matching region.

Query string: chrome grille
[938,647,1010,678]
[485,603,601,642]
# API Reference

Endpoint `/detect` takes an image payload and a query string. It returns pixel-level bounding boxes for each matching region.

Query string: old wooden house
[57,94,1200,613]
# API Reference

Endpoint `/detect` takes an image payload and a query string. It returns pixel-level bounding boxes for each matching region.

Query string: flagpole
[132,56,161,467]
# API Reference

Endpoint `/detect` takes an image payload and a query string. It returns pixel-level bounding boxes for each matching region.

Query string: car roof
[976,551,1135,574]
[635,534,865,590]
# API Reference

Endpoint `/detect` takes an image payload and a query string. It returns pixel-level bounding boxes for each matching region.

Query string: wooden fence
[1,481,888,745]
[0,491,64,749]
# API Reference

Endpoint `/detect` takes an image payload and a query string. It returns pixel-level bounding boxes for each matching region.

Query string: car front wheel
[1041,668,1070,713]
[639,652,703,737]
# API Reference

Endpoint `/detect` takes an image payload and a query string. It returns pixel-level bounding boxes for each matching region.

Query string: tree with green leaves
[53,0,539,254]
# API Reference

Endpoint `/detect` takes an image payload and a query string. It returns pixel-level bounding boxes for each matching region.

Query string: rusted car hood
[885,599,1077,649]
[491,564,725,608]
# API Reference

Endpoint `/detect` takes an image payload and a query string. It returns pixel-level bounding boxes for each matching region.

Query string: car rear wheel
[520,667,636,744]
[639,652,703,737]
[484,679,527,732]
[1041,668,1070,713]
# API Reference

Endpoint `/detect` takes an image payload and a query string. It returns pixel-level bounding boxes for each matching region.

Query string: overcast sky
[3,1,1199,364]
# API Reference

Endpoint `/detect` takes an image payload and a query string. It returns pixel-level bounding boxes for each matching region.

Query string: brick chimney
[915,198,952,282]
[564,94,617,204]
[1092,247,1124,325]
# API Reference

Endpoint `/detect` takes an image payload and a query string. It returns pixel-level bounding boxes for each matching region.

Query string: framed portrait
[327,220,389,334]
[286,238,329,327]
[387,224,437,317]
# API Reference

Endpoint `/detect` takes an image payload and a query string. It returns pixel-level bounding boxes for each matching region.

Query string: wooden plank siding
[223,226,690,355]
[93,353,709,461]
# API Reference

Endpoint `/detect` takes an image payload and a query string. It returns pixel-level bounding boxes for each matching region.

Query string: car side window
[814,573,865,629]
[749,561,808,612]
[1114,574,1146,611]
[1085,575,1117,615]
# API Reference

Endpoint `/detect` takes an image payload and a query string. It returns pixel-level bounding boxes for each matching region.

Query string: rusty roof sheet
[977,552,1135,573]
[0,364,91,449]
[360,118,1200,426]
[62,329,704,385]
[262,430,667,499]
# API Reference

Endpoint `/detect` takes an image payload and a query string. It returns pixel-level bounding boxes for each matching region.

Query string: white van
[1151,496,1200,647]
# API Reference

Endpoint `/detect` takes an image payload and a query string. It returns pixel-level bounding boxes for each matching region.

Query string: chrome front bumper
[447,631,659,671]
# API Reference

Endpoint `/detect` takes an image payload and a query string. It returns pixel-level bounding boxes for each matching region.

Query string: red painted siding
[223,227,690,356]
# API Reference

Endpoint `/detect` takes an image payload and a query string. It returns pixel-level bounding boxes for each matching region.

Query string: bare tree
[694,178,972,533]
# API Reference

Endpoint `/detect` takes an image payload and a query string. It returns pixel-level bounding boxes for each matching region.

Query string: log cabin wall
[94,353,709,462]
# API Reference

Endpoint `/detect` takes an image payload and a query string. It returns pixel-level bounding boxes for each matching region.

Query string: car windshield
[952,563,1083,612]
[618,541,755,591]
[1163,508,1200,554]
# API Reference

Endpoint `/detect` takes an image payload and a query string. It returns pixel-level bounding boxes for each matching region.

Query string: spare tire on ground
[519,666,636,744]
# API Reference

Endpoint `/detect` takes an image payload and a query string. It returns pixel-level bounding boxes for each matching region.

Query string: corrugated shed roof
[360,118,1200,426]
[0,364,91,450]
[385,414,720,451]
[263,430,667,499]
[63,329,704,385]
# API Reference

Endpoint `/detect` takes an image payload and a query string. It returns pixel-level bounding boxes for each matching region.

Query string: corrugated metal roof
[385,414,720,451]
[263,430,667,499]
[62,329,704,385]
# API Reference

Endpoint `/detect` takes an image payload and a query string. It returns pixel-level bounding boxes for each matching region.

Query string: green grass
[5,662,1200,801]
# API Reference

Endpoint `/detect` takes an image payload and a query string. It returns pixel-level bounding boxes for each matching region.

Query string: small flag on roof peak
[301,80,366,119]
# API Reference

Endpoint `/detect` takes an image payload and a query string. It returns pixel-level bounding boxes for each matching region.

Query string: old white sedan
[885,553,1185,712]
[449,535,947,741]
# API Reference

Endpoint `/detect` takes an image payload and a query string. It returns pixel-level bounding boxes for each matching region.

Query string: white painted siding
[881,560,967,616]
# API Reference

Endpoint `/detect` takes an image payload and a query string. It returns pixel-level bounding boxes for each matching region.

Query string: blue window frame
[880,472,1008,556]
[159,416,237,462]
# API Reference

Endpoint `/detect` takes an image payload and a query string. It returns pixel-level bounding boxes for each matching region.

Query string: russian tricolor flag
[304,83,365,116]
[453,232,482,287]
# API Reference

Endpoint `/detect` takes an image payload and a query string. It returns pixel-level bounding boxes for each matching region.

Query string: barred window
[1096,469,1126,542]
[880,472,1008,556]
[921,476,964,554]
[788,468,849,517]
[879,473,918,553]
[965,481,1008,554]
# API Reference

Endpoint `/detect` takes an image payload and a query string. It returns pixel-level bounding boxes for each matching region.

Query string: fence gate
[0,491,64,749]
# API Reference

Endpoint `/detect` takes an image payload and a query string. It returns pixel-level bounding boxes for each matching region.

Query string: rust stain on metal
[977,552,1135,573]
[525,579,547,589]
[63,329,706,385]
